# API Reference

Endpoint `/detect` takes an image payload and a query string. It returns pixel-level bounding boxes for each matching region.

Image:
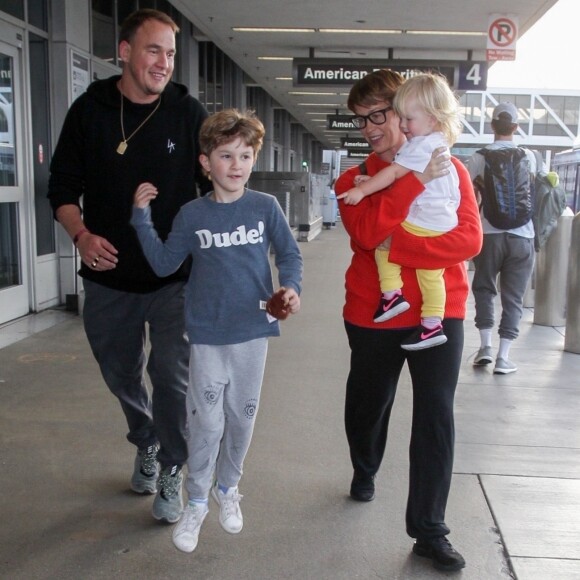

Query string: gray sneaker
[152,465,184,523]
[474,346,493,366]
[131,444,159,494]
[493,358,518,374]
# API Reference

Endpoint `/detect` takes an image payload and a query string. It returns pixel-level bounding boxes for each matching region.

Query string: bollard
[534,211,574,326]
[523,265,535,308]
[565,212,580,353]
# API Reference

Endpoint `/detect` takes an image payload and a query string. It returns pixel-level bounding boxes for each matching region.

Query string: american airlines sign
[293,59,487,90]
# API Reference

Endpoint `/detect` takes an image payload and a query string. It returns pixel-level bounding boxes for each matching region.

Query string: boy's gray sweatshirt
[131,189,303,345]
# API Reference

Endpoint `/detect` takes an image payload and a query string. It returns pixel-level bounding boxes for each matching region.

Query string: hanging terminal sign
[341,137,371,151]
[293,58,487,91]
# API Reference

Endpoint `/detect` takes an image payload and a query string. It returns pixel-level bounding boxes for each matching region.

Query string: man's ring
[91,258,98,267]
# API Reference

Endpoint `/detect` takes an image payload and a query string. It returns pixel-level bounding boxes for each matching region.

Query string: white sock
[422,317,441,330]
[383,289,401,300]
[498,338,513,360]
[189,498,208,507]
[479,328,493,348]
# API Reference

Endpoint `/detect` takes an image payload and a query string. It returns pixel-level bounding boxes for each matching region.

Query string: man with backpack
[468,102,538,374]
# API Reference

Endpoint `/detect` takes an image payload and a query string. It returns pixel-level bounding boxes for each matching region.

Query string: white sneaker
[211,484,243,534]
[172,502,208,553]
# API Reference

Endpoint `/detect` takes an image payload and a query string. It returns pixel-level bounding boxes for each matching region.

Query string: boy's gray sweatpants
[185,338,268,500]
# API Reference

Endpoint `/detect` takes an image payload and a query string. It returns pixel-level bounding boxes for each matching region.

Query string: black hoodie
[48,76,209,293]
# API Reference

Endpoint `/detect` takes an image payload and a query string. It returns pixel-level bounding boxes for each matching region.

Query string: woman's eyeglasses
[351,106,393,129]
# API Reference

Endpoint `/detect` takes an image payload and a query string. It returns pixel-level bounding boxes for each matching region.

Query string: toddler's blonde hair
[393,73,462,145]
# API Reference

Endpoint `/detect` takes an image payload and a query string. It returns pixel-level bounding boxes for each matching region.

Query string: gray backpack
[532,171,567,251]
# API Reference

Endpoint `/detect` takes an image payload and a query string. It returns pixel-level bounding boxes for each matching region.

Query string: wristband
[73,228,89,245]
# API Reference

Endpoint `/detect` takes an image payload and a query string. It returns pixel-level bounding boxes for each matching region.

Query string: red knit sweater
[335,154,482,329]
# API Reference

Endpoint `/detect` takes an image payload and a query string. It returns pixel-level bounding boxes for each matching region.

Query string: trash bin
[565,212,580,353]
[534,209,574,327]
[322,190,337,229]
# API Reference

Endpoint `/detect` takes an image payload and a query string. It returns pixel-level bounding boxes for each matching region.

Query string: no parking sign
[487,14,518,61]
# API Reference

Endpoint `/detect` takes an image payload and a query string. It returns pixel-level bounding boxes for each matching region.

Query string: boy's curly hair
[200,109,265,157]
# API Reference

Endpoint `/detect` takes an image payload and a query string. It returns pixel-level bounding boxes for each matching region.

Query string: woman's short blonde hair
[393,73,463,145]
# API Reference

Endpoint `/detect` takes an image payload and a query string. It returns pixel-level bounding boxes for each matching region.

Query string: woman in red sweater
[335,70,482,573]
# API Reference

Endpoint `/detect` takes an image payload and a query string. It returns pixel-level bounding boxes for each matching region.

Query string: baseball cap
[492,102,518,123]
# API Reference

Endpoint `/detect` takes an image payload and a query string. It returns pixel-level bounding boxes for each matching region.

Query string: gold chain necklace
[116,93,162,155]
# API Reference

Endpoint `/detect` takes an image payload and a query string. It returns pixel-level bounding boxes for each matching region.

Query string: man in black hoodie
[48,9,208,524]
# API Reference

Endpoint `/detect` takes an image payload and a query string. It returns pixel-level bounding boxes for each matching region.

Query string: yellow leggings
[375,221,446,319]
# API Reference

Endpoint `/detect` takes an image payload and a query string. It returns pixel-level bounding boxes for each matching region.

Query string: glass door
[0,38,29,324]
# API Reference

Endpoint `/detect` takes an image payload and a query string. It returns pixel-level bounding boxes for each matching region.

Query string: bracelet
[73,228,89,245]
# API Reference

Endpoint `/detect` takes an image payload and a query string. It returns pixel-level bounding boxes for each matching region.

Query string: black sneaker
[373,293,410,323]
[412,536,466,571]
[401,324,447,351]
[350,472,375,502]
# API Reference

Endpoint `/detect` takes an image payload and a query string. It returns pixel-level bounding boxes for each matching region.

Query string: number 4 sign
[458,61,488,91]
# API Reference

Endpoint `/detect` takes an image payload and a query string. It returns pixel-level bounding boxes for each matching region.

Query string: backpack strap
[532,149,544,175]
[358,160,368,175]
[520,147,543,177]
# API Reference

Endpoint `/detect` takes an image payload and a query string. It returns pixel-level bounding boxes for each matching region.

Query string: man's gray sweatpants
[472,232,535,340]
[185,338,268,500]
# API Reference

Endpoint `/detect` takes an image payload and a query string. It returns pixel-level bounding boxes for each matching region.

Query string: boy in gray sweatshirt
[131,109,303,553]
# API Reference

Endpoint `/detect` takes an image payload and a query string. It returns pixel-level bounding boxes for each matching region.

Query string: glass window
[27,0,47,30]
[0,202,21,288]
[117,0,137,29]
[532,97,570,137]
[0,52,16,187]
[198,42,227,113]
[92,0,116,63]
[274,109,282,143]
[0,0,24,20]
[156,0,171,14]
[92,0,113,14]
[459,93,483,129]
[543,95,580,134]
[29,33,54,255]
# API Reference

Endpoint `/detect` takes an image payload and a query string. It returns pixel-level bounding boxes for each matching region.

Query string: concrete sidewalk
[1,223,579,579]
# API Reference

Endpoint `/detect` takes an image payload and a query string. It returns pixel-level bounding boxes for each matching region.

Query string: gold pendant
[117,141,127,155]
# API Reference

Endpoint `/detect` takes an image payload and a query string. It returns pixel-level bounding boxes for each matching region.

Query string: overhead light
[289,91,339,96]
[233,27,316,33]
[231,26,484,36]
[276,77,293,81]
[298,103,347,107]
[406,30,486,36]
[258,56,293,61]
[319,28,401,34]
